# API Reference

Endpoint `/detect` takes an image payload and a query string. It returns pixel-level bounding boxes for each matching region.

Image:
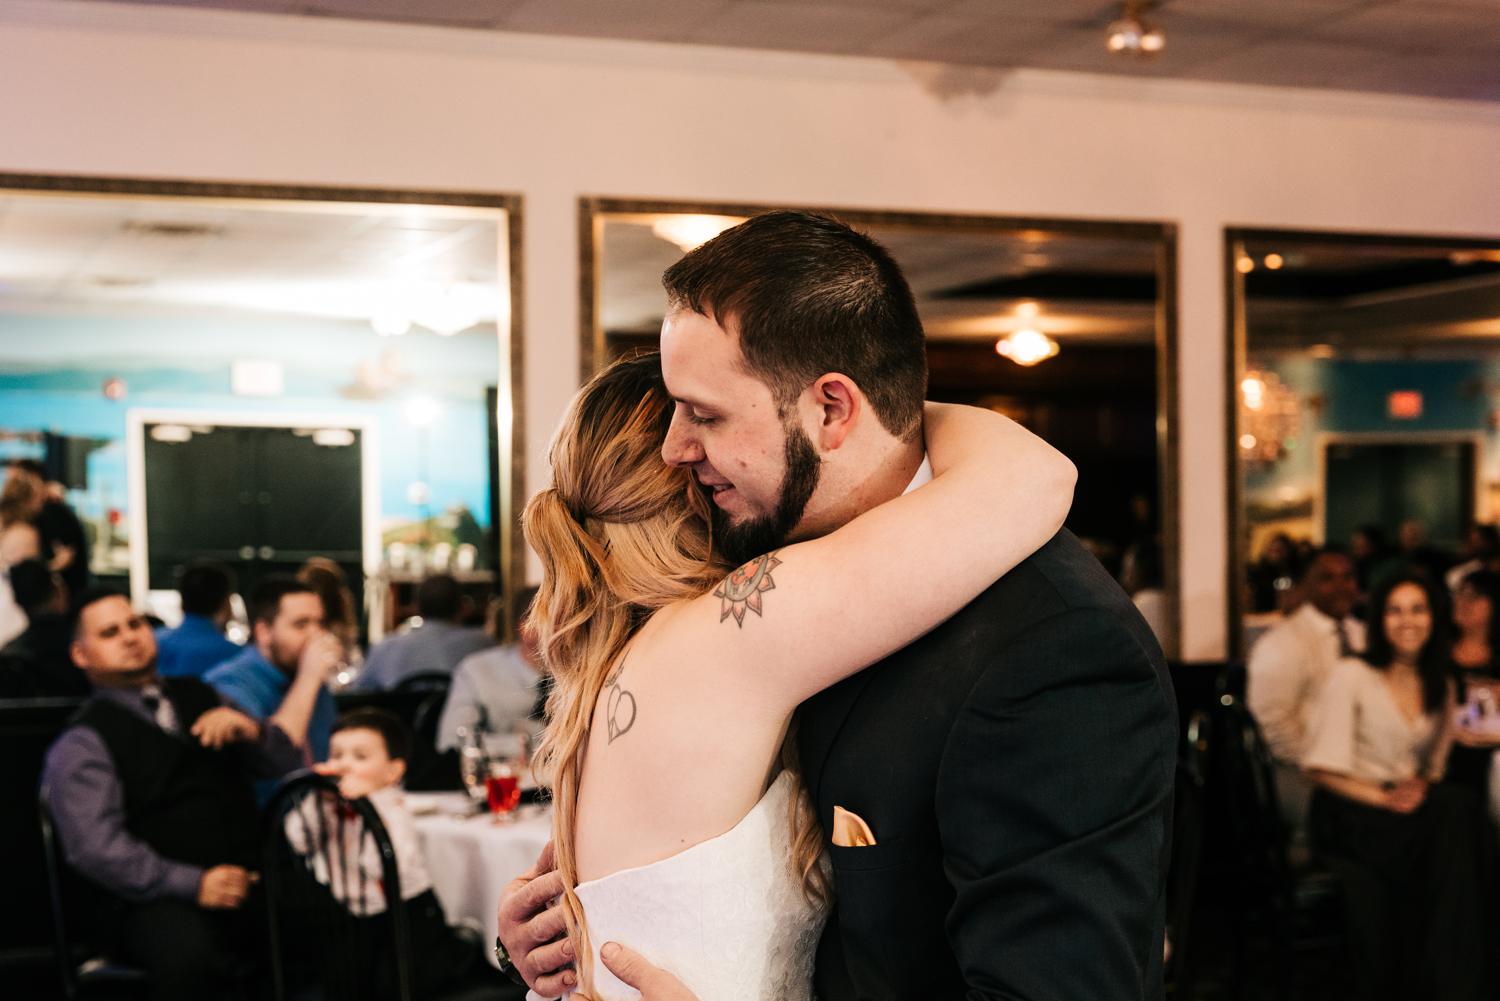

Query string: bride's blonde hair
[524,352,829,995]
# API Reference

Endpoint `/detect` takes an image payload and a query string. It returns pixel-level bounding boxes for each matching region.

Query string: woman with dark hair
[1445,570,1500,797]
[297,557,362,677]
[1452,569,1500,677]
[1302,573,1485,1001]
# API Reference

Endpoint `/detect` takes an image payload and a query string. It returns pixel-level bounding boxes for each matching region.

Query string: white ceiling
[0,192,504,327]
[80,0,1500,101]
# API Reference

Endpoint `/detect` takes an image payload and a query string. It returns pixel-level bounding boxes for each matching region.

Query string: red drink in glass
[486,773,520,815]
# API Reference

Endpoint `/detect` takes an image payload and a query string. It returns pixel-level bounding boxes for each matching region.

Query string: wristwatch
[495,936,528,987]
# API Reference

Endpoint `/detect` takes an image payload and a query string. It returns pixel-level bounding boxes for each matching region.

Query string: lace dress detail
[548,770,829,1001]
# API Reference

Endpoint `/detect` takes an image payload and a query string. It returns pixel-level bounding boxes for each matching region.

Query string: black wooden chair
[1165,710,1211,1000]
[1215,693,1345,1000]
[37,794,149,1001]
[262,770,417,1001]
[397,672,461,790]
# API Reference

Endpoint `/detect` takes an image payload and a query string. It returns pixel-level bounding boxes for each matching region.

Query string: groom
[500,211,1177,1000]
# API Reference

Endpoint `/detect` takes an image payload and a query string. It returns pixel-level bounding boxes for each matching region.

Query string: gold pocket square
[832,805,877,847]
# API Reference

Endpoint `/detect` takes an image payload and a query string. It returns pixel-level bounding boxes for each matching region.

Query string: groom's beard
[713,425,822,567]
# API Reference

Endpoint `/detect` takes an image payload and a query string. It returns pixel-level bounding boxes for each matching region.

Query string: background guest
[1448,523,1500,594]
[0,558,87,697]
[0,471,62,571]
[1349,524,1392,598]
[1248,532,1301,613]
[1301,572,1483,1001]
[293,708,488,1000]
[436,588,546,759]
[1397,518,1451,586]
[297,556,362,671]
[1444,569,1500,798]
[7,458,89,599]
[1451,570,1500,678]
[207,575,341,764]
[351,574,491,692]
[1246,548,1365,836]
[1121,542,1168,649]
[41,589,307,1001]
[155,561,241,680]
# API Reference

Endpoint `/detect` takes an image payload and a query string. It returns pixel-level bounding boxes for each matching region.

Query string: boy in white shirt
[288,709,487,999]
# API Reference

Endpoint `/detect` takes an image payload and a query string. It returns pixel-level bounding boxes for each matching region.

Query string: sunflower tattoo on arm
[715,551,782,627]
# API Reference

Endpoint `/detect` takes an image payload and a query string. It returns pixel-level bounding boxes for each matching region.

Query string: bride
[519,351,1074,1001]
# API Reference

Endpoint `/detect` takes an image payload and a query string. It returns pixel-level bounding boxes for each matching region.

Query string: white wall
[3,0,1500,658]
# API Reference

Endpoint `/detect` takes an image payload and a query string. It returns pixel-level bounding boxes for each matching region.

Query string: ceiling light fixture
[651,215,744,252]
[1263,253,1285,270]
[996,328,1060,367]
[1106,1,1165,57]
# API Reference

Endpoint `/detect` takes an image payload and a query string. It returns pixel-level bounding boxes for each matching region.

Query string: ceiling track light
[1106,0,1165,57]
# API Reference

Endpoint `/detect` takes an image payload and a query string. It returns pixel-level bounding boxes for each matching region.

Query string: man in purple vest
[41,589,316,1001]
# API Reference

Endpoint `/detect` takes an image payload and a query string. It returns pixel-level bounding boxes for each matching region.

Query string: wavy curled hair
[523,351,829,995]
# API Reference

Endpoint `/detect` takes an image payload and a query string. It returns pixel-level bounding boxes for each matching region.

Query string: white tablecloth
[407,792,551,968]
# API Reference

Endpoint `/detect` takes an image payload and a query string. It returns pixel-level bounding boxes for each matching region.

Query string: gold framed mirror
[1226,226,1500,658]
[581,197,1180,658]
[0,173,525,644]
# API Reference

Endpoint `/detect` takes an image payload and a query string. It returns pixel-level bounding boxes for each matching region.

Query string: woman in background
[1302,572,1485,1001]
[298,557,363,673]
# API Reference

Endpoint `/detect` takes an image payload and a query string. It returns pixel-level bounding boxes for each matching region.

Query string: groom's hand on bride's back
[498,842,578,996]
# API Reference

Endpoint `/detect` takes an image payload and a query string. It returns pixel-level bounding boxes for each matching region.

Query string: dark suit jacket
[798,530,1176,1001]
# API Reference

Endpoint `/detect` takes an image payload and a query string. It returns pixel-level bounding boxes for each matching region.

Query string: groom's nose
[661,413,704,467]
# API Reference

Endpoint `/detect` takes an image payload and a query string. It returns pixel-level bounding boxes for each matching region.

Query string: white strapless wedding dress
[542,770,829,1001]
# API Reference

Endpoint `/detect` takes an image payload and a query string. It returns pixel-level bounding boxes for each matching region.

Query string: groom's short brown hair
[662,211,927,442]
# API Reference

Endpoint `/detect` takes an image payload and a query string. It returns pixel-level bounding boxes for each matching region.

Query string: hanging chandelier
[995,328,1060,367]
[1238,368,1301,466]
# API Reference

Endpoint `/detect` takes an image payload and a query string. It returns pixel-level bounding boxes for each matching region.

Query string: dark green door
[1324,440,1474,551]
[143,422,364,603]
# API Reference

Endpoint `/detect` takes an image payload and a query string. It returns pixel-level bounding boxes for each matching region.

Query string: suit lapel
[796,666,880,806]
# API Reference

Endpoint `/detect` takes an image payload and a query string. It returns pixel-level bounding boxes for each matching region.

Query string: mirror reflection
[1232,232,1500,650]
[0,188,515,670]
[587,204,1177,654]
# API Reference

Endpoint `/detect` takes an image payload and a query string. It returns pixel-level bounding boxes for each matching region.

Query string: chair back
[1,697,84,960]
[1216,694,1295,897]
[37,794,80,1000]
[393,671,452,694]
[37,792,146,1000]
[262,771,414,1001]
[1165,711,1210,998]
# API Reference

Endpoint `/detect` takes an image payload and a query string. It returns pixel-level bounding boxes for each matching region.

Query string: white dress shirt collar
[902,454,933,496]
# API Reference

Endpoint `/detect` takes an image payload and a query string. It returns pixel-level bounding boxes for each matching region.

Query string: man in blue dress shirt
[155,562,241,679]
[207,575,341,764]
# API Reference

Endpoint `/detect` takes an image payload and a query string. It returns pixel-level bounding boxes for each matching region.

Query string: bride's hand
[598,942,699,1001]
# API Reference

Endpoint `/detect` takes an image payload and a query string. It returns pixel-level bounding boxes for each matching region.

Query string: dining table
[407,791,552,967]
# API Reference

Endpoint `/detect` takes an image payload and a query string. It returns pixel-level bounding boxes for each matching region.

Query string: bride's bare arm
[672,401,1075,713]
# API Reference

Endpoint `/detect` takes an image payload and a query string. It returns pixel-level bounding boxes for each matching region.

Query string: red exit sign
[1388,391,1423,420]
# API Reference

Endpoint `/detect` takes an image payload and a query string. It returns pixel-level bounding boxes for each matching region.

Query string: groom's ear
[808,373,861,451]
